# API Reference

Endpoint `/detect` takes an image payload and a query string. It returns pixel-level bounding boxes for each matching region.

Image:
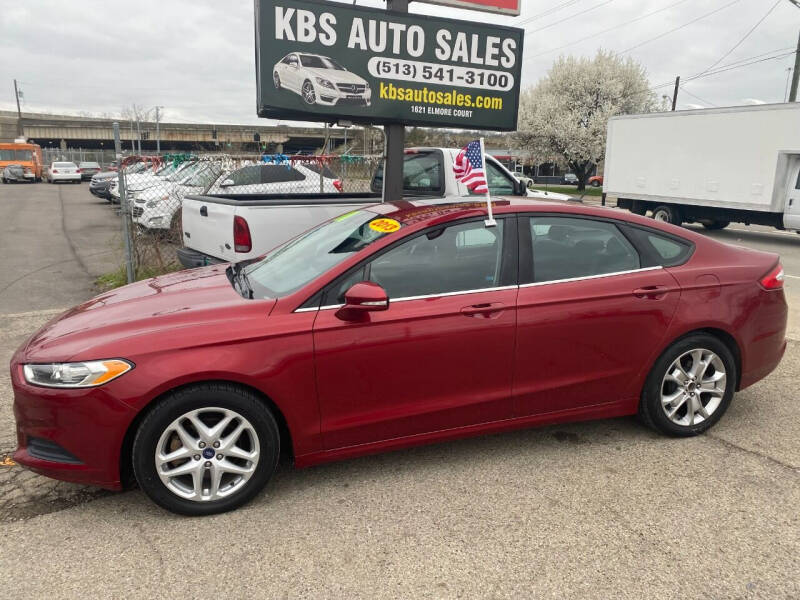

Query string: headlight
[23,359,133,388]
[315,77,335,90]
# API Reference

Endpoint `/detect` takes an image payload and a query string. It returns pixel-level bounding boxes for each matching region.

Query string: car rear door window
[367,220,505,299]
[529,216,640,283]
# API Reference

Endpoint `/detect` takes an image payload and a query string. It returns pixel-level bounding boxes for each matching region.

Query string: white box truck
[604,103,800,232]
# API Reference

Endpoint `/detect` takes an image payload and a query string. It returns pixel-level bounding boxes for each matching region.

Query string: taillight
[759,263,784,290]
[233,215,252,253]
[52,169,58,173]
[333,179,343,192]
[76,168,81,173]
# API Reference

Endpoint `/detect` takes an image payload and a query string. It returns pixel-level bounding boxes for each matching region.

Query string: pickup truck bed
[179,148,571,267]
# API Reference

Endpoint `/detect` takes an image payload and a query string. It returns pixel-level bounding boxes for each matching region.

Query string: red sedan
[11,199,787,515]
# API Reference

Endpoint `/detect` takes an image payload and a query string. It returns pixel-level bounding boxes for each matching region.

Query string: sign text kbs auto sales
[255,0,524,130]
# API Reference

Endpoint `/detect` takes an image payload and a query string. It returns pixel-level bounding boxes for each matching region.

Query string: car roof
[363,197,705,241]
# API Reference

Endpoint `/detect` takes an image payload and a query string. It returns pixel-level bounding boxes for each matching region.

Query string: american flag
[453,140,488,194]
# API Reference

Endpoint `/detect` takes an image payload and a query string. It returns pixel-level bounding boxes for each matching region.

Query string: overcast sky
[1,0,798,126]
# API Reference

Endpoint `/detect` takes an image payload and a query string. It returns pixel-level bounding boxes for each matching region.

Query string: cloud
[0,0,796,124]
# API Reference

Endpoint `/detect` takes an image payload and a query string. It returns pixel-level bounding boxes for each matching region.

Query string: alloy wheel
[660,349,727,427]
[273,72,281,89]
[155,407,260,502]
[302,81,316,104]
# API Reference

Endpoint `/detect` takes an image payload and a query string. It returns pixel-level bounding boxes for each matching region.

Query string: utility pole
[671,76,680,111]
[155,106,161,154]
[383,0,408,202]
[135,108,142,155]
[13,79,23,137]
[790,31,800,102]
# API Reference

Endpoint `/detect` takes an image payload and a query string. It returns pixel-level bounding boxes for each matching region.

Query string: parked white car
[273,53,371,107]
[132,161,223,231]
[205,162,342,196]
[110,161,197,202]
[46,162,81,184]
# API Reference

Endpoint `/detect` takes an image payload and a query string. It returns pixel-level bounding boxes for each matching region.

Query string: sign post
[385,0,409,202]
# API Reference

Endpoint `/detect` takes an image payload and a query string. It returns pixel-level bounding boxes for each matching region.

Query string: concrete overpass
[0,110,377,155]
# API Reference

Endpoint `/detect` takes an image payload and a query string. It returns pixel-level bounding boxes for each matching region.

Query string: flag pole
[480,137,496,227]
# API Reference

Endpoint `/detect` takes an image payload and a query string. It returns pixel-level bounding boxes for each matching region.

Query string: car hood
[306,67,366,86]
[20,266,276,362]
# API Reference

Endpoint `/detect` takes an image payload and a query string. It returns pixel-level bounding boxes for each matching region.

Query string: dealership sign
[255,0,524,130]
[416,0,520,16]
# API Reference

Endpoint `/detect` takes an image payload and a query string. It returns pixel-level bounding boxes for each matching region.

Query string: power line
[649,47,796,91]
[678,86,719,107]
[688,50,796,80]
[691,0,781,78]
[620,0,745,55]
[524,0,694,61]
[525,0,616,36]
[515,0,586,26]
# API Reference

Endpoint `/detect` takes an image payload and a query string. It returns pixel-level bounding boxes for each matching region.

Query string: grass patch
[96,263,181,291]
[530,184,603,197]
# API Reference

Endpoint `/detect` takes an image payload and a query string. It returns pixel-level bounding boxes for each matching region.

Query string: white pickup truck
[178,147,572,268]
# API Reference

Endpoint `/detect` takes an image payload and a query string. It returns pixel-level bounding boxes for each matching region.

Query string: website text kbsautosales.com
[378,82,504,111]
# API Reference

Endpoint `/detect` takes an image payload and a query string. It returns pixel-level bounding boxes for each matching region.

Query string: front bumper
[177,246,226,269]
[11,363,136,490]
[316,86,372,107]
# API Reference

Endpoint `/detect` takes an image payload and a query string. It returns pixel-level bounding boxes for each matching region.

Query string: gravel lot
[1,184,798,598]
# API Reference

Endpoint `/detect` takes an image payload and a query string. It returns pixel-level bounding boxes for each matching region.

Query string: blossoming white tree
[516,51,666,191]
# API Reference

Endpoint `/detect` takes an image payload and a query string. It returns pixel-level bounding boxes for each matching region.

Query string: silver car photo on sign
[273,53,372,107]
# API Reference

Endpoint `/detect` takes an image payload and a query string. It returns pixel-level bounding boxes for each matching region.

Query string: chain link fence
[109,152,384,282]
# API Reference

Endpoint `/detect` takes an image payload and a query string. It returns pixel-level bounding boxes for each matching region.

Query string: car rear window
[227,165,307,186]
[54,162,75,167]
[622,226,694,267]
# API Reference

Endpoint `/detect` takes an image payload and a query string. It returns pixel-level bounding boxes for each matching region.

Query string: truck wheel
[652,205,682,226]
[702,220,729,230]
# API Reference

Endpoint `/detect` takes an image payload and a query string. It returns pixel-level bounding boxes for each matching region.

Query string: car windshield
[299,55,345,70]
[245,209,389,298]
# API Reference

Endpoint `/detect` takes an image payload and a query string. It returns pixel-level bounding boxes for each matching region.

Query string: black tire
[651,204,682,226]
[638,333,737,437]
[702,220,729,230]
[132,383,280,516]
[591,180,601,187]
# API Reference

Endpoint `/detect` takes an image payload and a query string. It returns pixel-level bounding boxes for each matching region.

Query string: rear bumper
[177,246,226,269]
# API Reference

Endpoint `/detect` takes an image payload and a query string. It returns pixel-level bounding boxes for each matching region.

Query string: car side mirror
[335,281,389,321]
[220,178,235,188]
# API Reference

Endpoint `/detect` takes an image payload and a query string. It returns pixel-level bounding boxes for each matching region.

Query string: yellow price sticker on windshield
[369,218,401,234]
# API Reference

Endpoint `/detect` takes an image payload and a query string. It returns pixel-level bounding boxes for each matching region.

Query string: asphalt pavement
[0,184,798,599]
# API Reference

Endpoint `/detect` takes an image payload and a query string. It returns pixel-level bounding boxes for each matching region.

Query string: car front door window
[367,219,505,300]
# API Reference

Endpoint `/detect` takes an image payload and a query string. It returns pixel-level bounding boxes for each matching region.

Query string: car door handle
[200,206,208,217]
[461,302,505,317]
[633,285,670,299]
